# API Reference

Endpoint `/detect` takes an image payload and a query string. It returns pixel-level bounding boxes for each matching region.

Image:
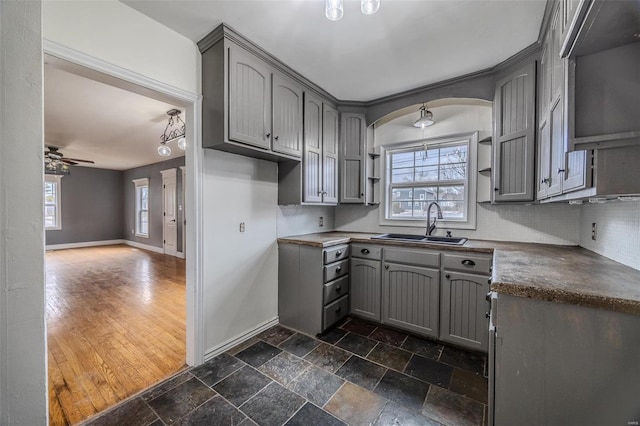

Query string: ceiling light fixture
[158,109,186,157]
[326,0,380,21]
[44,158,71,176]
[413,103,434,128]
[361,0,380,15]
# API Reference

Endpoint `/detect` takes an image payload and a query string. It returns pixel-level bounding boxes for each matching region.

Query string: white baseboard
[45,239,125,251]
[123,240,165,254]
[203,317,279,362]
[176,251,185,259]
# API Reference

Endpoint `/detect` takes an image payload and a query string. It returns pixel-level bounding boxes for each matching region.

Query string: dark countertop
[277,232,640,316]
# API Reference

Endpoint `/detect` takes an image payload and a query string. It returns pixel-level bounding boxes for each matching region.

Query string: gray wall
[45,167,124,245]
[123,157,185,250]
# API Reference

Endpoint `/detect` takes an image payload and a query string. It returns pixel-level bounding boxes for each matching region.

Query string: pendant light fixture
[326,0,380,21]
[158,109,186,157]
[361,0,380,15]
[413,103,434,128]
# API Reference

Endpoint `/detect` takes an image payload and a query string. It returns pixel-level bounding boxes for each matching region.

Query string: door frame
[43,39,205,366]
[160,168,179,257]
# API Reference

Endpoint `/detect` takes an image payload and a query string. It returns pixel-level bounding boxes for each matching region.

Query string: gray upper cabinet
[382,262,440,338]
[272,73,303,157]
[303,94,323,203]
[322,104,339,204]
[493,62,536,202]
[340,113,366,204]
[228,43,272,150]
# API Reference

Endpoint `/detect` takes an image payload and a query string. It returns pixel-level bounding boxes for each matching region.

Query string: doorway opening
[43,53,197,425]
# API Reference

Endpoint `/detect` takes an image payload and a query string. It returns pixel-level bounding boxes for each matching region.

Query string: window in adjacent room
[382,132,477,229]
[133,178,150,238]
[44,175,62,230]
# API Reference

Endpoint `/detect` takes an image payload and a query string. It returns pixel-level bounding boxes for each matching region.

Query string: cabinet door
[272,73,303,157]
[548,95,565,196]
[350,258,381,322]
[563,149,590,193]
[537,120,551,200]
[382,262,439,338]
[440,271,490,351]
[493,62,536,202]
[303,93,323,203]
[228,44,272,150]
[340,113,366,204]
[322,104,339,204]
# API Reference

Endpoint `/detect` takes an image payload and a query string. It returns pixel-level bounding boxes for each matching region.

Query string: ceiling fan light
[158,143,172,157]
[177,137,186,151]
[361,0,380,15]
[326,0,343,21]
[413,104,434,128]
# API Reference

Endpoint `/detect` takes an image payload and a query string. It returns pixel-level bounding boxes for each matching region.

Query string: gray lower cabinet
[382,262,440,338]
[440,271,491,351]
[350,257,381,322]
[278,243,349,335]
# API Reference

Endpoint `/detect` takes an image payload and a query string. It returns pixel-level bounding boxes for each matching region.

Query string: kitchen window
[132,178,149,238]
[381,132,478,229]
[44,175,62,230]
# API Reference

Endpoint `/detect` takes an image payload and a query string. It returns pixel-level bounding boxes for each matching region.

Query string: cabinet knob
[385,265,389,270]
[445,274,451,279]
[488,278,492,284]
[361,248,370,254]
[494,187,499,191]
[335,306,341,313]
[485,312,490,319]
[360,192,364,197]
[266,132,271,138]
[557,168,565,174]
[336,266,341,272]
[274,135,279,140]
[336,251,342,257]
[461,259,476,267]
[541,178,549,184]
[336,285,342,292]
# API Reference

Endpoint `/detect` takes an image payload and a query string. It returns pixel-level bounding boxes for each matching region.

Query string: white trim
[44,175,63,230]
[203,317,280,362]
[176,251,185,259]
[133,179,150,238]
[180,166,186,259]
[43,39,200,104]
[161,168,178,257]
[45,239,125,251]
[160,168,177,178]
[123,240,165,254]
[379,131,478,231]
[44,40,205,367]
[132,177,149,187]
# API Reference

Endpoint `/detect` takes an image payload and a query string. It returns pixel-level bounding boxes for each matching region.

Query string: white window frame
[133,178,150,238]
[380,131,478,230]
[44,175,63,230]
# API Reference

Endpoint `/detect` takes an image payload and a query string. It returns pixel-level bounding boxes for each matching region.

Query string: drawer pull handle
[445,274,451,279]
[335,306,341,313]
[361,248,370,254]
[336,285,342,291]
[461,259,476,266]
[336,251,342,257]
[336,267,341,272]
[488,279,492,284]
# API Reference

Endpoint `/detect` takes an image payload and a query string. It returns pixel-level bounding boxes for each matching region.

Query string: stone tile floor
[84,317,488,426]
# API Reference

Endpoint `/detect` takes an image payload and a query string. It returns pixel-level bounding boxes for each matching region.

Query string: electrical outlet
[239,222,245,233]
[131,229,134,235]
[319,216,324,227]
[592,222,597,240]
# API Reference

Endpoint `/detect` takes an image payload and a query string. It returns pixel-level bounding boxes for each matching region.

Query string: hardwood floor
[46,245,186,425]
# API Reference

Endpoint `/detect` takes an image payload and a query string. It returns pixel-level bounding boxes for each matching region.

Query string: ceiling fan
[44,146,94,166]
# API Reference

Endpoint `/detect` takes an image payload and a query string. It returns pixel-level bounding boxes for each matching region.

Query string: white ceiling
[44,63,185,171]
[123,0,547,101]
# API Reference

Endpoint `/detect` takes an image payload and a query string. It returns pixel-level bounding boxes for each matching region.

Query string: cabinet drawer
[324,259,349,282]
[442,253,492,275]
[351,244,382,260]
[384,247,440,268]
[324,275,349,305]
[323,295,348,330]
[324,245,349,264]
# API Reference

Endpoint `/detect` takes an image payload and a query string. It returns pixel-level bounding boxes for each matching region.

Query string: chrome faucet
[425,201,443,236]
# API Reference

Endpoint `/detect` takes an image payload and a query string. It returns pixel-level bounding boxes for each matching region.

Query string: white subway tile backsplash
[580,201,640,270]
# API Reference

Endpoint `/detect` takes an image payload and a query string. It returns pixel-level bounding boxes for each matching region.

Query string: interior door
[162,169,178,257]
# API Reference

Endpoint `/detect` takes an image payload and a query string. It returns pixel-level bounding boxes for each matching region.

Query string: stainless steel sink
[372,233,468,246]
